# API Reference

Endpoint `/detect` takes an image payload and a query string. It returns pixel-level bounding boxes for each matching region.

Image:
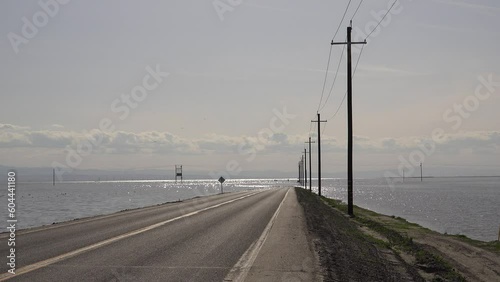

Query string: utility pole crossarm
[305,138,315,192]
[311,113,327,197]
[331,21,367,46]
[331,41,366,45]
[331,21,368,216]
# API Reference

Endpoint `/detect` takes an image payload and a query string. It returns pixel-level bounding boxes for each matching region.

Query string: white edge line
[224,187,291,282]
[0,191,263,281]
[0,191,248,238]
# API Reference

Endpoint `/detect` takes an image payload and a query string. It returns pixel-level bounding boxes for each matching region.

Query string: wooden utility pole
[298,161,301,184]
[332,21,366,216]
[305,137,315,192]
[420,162,423,182]
[304,148,307,187]
[299,156,304,185]
[311,113,327,196]
[52,168,55,186]
[301,156,304,185]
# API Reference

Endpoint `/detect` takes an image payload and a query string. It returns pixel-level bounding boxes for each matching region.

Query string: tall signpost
[218,176,225,194]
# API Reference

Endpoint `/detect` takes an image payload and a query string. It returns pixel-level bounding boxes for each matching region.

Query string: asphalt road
[0,188,290,281]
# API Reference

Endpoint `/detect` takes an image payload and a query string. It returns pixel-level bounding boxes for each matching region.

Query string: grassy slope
[320,196,499,254]
[295,187,500,281]
[320,196,467,281]
[295,187,424,281]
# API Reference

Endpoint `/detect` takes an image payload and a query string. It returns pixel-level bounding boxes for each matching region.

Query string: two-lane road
[0,188,290,281]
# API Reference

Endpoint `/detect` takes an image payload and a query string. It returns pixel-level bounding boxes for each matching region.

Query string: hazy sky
[1,0,499,178]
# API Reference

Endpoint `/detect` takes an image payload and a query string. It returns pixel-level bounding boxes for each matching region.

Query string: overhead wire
[331,0,353,41]
[316,0,354,113]
[314,0,370,137]
[321,121,328,136]
[308,112,317,136]
[326,44,365,123]
[318,0,365,114]
[324,0,394,124]
[350,0,364,21]
[365,0,397,39]
[317,44,333,112]
[319,41,346,112]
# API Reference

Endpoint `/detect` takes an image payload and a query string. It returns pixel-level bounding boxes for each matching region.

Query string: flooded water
[1,177,498,242]
[0,179,288,231]
[315,177,500,242]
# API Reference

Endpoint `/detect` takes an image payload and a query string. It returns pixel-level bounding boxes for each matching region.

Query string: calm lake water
[0,179,283,231]
[1,177,498,242]
[315,177,500,242]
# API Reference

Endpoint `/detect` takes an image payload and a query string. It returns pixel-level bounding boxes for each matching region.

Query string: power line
[319,41,346,112]
[332,0,353,41]
[308,112,317,136]
[317,44,333,112]
[350,0,365,21]
[365,0,397,39]
[324,0,397,121]
[321,119,328,135]
[319,0,364,112]
[317,0,354,113]
[315,1,366,135]
[326,44,365,121]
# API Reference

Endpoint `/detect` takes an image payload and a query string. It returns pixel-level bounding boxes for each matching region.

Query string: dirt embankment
[295,187,500,282]
[296,187,423,281]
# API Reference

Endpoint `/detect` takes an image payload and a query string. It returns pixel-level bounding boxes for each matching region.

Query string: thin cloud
[242,3,289,13]
[357,65,430,77]
[0,124,499,157]
[0,123,30,131]
[433,0,500,12]
[415,22,497,35]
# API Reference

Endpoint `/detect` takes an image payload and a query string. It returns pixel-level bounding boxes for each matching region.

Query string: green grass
[447,234,500,254]
[315,191,466,281]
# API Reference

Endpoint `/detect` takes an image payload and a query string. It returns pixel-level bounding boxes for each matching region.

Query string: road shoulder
[244,187,322,282]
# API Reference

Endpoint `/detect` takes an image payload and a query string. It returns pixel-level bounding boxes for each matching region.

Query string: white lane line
[36,265,232,270]
[224,188,290,282]
[0,191,264,281]
[0,191,249,238]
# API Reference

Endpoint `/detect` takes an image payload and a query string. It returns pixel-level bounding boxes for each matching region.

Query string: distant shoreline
[10,175,500,184]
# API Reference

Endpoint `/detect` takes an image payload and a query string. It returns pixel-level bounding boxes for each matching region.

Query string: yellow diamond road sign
[218,177,225,184]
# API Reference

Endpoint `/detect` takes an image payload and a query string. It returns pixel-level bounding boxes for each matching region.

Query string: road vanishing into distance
[0,188,291,281]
